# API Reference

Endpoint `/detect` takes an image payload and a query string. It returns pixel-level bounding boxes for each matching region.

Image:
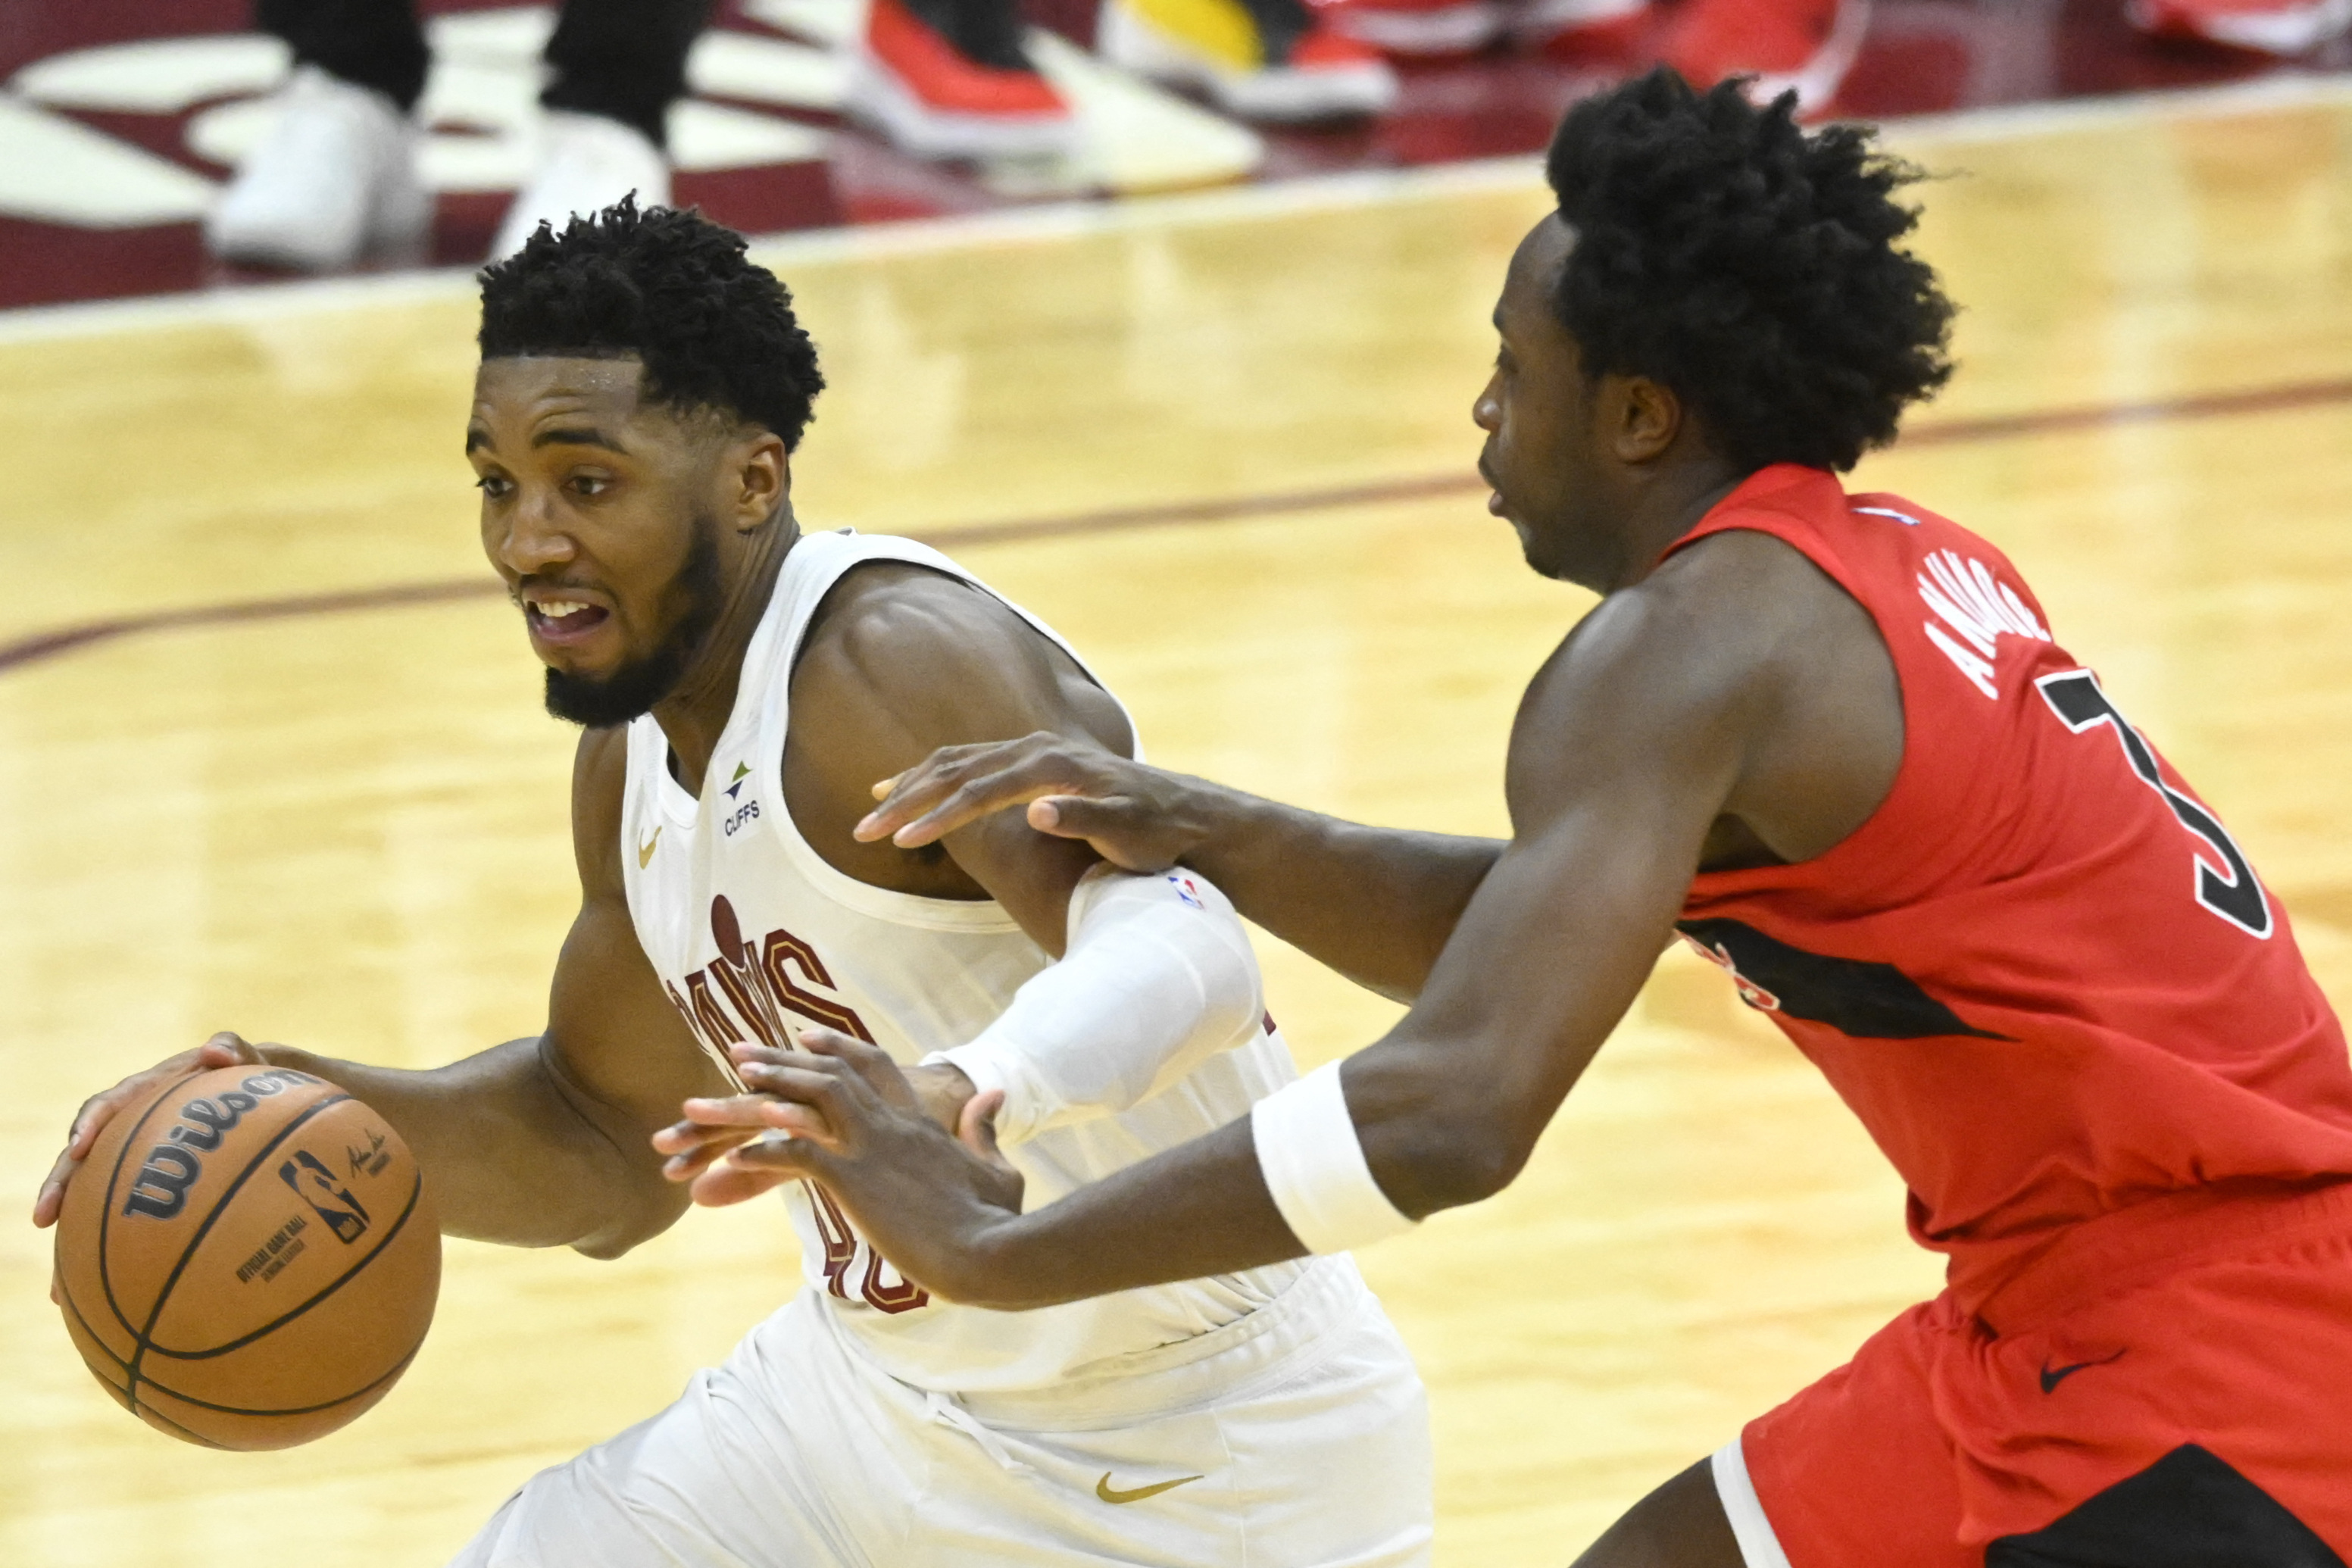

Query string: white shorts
[448,1259,1432,1567]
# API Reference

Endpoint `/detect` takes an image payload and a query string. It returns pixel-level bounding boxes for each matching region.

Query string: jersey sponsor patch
[1677,918,2007,1042]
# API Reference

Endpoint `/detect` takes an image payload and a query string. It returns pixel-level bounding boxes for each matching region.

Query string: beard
[542,520,726,729]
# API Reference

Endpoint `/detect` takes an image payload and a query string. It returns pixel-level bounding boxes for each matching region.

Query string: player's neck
[1604,458,1748,592]
[651,508,800,793]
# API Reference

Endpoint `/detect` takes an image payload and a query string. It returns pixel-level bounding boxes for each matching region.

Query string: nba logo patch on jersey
[1168,874,1204,909]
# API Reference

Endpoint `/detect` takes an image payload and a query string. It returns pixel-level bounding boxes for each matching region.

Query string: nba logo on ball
[280,1150,372,1244]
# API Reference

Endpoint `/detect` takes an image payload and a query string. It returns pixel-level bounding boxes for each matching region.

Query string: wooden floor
[5,83,2352,1566]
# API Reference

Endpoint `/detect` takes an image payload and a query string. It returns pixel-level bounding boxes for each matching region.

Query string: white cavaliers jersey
[620,529,1316,1395]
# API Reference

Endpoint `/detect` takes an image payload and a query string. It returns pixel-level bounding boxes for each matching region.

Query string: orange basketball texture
[54,1064,440,1450]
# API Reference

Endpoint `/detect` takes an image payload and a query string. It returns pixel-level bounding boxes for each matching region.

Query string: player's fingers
[793,1029,912,1104]
[40,1088,135,1226]
[852,742,1001,839]
[727,1046,862,1111]
[780,1027,865,1060]
[714,1132,832,1179]
[199,1032,262,1065]
[656,1126,756,1181]
[1023,795,1179,872]
[888,764,1075,848]
[860,736,1100,847]
[676,1090,786,1126]
[39,1048,239,1226]
[679,1086,839,1139]
[33,1148,80,1228]
[686,1155,793,1208]
[653,1114,763,1153]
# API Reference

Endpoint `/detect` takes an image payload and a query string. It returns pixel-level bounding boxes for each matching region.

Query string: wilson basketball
[53,1065,439,1451]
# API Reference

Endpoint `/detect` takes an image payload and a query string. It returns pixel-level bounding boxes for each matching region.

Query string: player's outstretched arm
[857,733,1504,1002]
[687,533,1899,1307]
[36,728,729,1258]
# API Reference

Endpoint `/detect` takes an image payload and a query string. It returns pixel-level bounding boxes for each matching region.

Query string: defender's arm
[704,542,1839,1305]
[857,737,1503,1003]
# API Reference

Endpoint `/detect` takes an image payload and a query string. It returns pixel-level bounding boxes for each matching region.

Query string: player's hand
[854,731,1210,873]
[652,1054,978,1203]
[34,1032,265,1304]
[662,1029,1027,1301]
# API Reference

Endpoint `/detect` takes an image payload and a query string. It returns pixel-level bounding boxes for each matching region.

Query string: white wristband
[1251,1060,1419,1256]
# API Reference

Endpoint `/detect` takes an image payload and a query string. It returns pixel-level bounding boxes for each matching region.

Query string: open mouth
[1477,458,1504,514]
[523,596,613,645]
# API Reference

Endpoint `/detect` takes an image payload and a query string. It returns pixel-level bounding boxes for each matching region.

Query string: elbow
[1373,1090,1537,1215]
[569,1171,692,1260]
[1410,1127,1530,1212]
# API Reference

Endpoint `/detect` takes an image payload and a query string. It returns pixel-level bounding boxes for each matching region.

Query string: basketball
[52,1065,440,1451]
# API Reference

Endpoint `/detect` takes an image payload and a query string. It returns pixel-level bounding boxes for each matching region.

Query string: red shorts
[1731,1182,2352,1566]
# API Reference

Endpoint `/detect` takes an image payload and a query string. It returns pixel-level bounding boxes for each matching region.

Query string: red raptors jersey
[1668,465,2352,1309]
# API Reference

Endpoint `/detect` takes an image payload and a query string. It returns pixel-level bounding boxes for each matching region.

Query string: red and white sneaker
[1099,0,1398,120]
[845,0,1076,160]
[1659,0,1871,117]
[2126,0,2352,54]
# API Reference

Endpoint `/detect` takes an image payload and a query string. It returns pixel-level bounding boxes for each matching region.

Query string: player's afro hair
[1544,69,1954,473]
[477,197,824,450]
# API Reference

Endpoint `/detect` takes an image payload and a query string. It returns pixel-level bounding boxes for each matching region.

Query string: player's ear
[729,430,790,533]
[1607,375,1682,464]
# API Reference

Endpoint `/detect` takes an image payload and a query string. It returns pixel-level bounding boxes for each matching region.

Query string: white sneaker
[491,113,672,261]
[204,64,431,272]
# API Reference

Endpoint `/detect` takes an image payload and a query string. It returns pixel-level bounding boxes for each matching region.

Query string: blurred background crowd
[3,0,2348,308]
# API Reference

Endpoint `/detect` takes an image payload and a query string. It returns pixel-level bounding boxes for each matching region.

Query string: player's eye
[475,475,511,499]
[568,473,611,498]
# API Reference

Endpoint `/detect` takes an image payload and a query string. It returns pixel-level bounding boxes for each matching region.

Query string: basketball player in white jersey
[33,198,1431,1566]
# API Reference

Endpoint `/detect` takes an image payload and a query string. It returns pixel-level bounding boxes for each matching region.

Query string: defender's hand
[853,732,1209,873]
[653,1052,978,1205]
[667,1029,1026,1300]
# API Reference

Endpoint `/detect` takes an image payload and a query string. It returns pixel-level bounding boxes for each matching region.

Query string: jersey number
[2035,670,2270,939]
[665,912,932,1315]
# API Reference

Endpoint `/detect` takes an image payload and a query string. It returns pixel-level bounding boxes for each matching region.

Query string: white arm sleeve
[930,866,1266,1146]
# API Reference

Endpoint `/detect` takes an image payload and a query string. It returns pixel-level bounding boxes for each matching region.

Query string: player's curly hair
[478,196,824,450]
[1545,68,1954,473]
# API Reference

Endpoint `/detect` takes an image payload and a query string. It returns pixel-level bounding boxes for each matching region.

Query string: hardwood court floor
[5,83,2352,1566]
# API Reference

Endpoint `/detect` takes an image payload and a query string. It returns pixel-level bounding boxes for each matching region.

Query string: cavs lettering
[664,894,929,1315]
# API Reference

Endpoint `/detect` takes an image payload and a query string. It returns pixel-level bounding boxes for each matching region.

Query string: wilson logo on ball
[120,1069,323,1221]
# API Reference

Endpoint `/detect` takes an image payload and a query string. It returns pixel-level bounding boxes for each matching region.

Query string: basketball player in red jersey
[666,68,2352,1565]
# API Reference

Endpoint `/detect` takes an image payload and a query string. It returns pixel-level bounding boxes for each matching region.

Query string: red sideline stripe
[6,377,2350,678]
